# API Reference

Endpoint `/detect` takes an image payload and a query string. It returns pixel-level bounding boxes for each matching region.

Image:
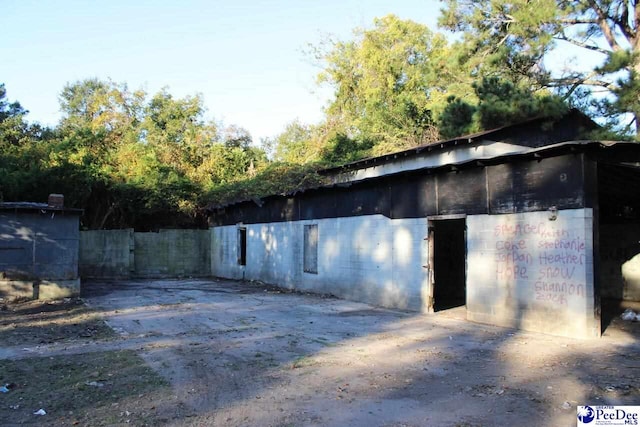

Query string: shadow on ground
[69,278,640,426]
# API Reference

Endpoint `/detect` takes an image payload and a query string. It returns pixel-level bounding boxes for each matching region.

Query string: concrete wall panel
[211,215,430,312]
[466,209,599,338]
[212,209,602,338]
[80,229,210,279]
[80,230,133,278]
[134,230,211,277]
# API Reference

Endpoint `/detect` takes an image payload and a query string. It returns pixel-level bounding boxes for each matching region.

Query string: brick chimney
[48,193,64,209]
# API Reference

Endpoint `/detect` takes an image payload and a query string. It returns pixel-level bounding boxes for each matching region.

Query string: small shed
[0,195,83,300]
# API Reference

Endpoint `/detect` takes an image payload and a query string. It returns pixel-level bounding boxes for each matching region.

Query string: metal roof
[207,140,639,211]
[320,140,637,185]
[0,202,83,214]
[319,109,600,175]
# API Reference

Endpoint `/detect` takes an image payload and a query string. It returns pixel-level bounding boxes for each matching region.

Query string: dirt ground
[1,278,639,427]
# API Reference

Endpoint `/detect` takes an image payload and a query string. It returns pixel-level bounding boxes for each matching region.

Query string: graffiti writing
[493,220,588,306]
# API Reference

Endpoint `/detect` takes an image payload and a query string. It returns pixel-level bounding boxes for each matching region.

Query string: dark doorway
[430,218,467,311]
[597,163,640,335]
[238,227,247,266]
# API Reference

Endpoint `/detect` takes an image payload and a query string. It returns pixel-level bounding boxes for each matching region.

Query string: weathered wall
[466,209,599,338]
[211,215,430,311]
[0,211,80,299]
[212,209,602,338]
[599,223,640,301]
[211,154,589,227]
[80,229,133,278]
[79,229,210,278]
[134,230,211,277]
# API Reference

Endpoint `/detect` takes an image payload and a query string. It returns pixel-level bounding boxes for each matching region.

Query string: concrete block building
[207,111,640,338]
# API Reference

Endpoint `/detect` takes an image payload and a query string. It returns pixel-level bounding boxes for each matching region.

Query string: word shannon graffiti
[493,220,588,306]
[534,281,585,306]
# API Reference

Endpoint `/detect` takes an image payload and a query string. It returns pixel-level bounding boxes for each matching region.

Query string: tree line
[2,1,637,230]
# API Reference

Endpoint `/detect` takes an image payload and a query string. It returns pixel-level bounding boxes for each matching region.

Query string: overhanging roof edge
[206,140,635,212]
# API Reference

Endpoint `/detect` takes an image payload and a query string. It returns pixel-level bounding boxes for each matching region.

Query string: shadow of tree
[0,298,114,347]
[76,278,640,426]
[0,350,176,426]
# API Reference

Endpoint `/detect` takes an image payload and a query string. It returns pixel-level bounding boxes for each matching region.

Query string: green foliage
[439,96,477,139]
[596,50,633,75]
[0,84,33,148]
[222,124,252,149]
[320,133,374,165]
[315,14,471,152]
[439,0,557,82]
[0,80,268,230]
[439,77,569,138]
[205,162,327,208]
[439,0,640,138]
[0,84,27,122]
[7,1,636,227]
[474,77,565,129]
[272,120,317,163]
[59,79,144,143]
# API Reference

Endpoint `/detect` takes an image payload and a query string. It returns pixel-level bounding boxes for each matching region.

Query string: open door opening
[429,218,467,312]
[597,163,640,334]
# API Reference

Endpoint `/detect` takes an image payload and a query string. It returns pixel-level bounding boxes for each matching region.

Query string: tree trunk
[97,204,115,230]
[634,12,639,139]
[634,53,640,140]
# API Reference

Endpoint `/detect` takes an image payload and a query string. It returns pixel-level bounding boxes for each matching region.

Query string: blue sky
[3,0,443,142]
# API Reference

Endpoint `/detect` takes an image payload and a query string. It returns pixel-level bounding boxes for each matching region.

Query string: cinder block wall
[80,229,133,278]
[466,209,599,338]
[80,229,210,279]
[134,230,211,277]
[211,215,430,312]
[1,212,80,280]
[0,211,80,299]
[211,209,604,338]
